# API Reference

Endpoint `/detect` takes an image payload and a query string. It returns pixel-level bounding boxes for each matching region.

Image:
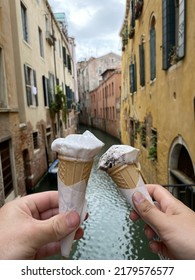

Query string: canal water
[34,125,159,260]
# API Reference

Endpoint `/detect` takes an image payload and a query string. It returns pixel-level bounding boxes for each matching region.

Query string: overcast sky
[48,0,126,61]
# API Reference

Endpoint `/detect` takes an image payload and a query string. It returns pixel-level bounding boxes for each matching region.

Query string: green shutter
[162,0,175,70]
[24,64,32,106]
[129,62,137,94]
[131,0,135,28]
[134,59,137,92]
[150,28,156,80]
[42,75,47,106]
[139,44,145,87]
[62,47,67,65]
[129,64,134,94]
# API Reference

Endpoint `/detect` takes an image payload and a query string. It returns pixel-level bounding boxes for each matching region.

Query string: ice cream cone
[107,163,140,189]
[58,155,93,186]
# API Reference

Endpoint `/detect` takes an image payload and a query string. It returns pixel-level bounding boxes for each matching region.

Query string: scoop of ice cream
[98,145,140,170]
[51,130,104,160]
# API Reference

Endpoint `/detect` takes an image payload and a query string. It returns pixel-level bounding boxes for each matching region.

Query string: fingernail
[133,191,145,204]
[66,211,79,228]
[149,241,157,253]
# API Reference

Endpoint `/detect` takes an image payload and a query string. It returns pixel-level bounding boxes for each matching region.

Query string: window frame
[21,1,29,43]
[24,64,38,107]
[38,26,44,58]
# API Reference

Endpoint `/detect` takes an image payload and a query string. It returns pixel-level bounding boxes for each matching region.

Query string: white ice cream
[52,130,104,160]
[51,130,104,258]
[98,144,140,170]
[98,144,154,210]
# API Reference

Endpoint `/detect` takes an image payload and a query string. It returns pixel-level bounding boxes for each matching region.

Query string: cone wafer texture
[107,163,140,189]
[58,155,93,186]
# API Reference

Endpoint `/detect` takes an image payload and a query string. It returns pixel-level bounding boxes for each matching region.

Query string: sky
[48,0,126,61]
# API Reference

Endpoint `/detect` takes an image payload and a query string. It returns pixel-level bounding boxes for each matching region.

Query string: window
[45,15,50,33]
[139,43,145,87]
[38,27,44,58]
[129,0,135,39]
[150,16,156,81]
[48,72,55,99]
[59,40,62,58]
[62,46,67,65]
[0,140,14,198]
[162,0,186,69]
[21,2,28,42]
[42,75,50,107]
[129,57,137,94]
[112,82,114,95]
[67,54,72,74]
[32,131,39,150]
[24,64,38,106]
[0,48,7,108]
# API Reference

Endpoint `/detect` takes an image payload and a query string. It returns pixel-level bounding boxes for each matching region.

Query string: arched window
[150,16,156,81]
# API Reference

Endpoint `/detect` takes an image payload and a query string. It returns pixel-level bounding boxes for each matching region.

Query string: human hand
[130,184,195,259]
[0,191,83,259]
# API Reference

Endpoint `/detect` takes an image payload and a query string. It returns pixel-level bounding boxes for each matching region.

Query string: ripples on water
[68,126,158,260]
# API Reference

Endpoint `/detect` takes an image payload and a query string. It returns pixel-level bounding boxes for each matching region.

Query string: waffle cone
[58,155,93,186]
[107,163,140,189]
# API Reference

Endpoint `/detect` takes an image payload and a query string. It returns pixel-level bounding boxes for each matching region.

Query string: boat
[48,159,58,183]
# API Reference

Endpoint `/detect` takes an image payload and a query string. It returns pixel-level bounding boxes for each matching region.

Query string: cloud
[48,0,126,60]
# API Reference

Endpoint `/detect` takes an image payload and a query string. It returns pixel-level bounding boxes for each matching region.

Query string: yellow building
[120,0,195,204]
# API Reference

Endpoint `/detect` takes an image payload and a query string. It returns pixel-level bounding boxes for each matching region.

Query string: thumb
[36,211,80,246]
[132,191,166,230]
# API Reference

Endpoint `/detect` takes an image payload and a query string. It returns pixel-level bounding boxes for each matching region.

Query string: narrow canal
[35,125,159,260]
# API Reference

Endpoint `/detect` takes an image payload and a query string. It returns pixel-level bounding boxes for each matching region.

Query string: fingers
[132,191,167,232]
[144,185,176,212]
[35,227,84,259]
[36,211,80,246]
[144,225,156,240]
[24,191,59,219]
[149,240,174,259]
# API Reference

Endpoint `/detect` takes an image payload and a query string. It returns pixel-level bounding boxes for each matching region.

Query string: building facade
[0,0,22,204]
[0,0,78,206]
[90,69,121,139]
[120,0,195,201]
[77,52,121,125]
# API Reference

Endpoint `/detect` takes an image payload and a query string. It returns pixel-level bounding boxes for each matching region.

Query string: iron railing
[163,184,195,211]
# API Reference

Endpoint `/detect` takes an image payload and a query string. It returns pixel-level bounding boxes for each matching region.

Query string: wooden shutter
[24,64,32,106]
[162,0,175,70]
[130,64,134,94]
[42,75,48,106]
[150,28,156,80]
[129,62,137,94]
[131,0,135,28]
[139,44,145,87]
[134,59,137,92]
[62,47,67,65]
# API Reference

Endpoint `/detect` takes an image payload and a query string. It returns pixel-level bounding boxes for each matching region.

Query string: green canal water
[34,125,159,260]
